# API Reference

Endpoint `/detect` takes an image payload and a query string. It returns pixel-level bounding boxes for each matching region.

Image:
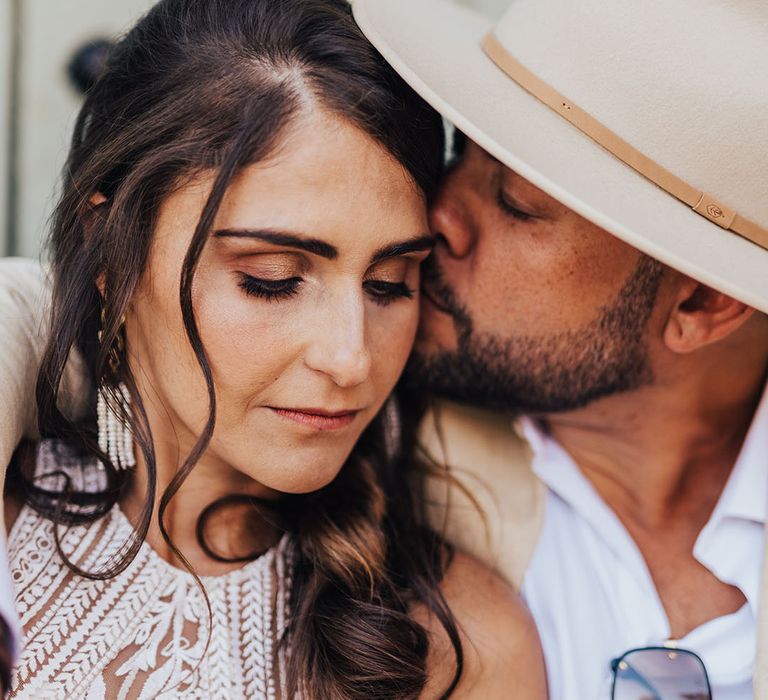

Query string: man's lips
[268,407,360,431]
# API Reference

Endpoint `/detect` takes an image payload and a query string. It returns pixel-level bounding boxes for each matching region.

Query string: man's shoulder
[419,400,533,475]
[418,400,546,590]
[0,257,47,301]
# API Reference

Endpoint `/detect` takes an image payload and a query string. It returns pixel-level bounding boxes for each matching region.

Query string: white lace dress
[7,443,289,700]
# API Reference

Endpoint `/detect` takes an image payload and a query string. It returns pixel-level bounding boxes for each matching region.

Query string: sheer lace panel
[8,442,288,699]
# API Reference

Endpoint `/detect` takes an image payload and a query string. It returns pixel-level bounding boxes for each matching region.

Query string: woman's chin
[265,467,344,496]
[243,450,354,496]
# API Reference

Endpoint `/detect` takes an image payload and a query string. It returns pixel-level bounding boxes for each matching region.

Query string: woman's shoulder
[420,549,548,699]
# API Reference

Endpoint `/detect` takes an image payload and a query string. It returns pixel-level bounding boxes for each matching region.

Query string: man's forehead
[461,135,558,203]
[454,132,640,256]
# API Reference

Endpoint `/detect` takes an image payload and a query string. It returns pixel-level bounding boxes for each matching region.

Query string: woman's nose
[304,295,372,388]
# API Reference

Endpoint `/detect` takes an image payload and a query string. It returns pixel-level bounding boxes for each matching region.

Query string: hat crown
[493,0,768,230]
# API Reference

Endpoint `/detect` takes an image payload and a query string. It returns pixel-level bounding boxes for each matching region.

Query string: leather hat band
[482,32,768,251]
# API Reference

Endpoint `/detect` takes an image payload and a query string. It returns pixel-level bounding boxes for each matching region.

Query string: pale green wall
[11,0,156,259]
[1,1,13,257]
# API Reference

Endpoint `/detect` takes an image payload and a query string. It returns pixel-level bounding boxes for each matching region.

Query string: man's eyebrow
[371,234,435,264]
[213,228,338,260]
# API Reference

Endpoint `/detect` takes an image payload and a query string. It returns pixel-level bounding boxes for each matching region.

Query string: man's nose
[304,293,371,388]
[429,175,477,260]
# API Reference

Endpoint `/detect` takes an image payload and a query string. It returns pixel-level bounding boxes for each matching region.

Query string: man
[351,0,768,698]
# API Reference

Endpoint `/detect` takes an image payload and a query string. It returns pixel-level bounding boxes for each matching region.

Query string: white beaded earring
[97,383,136,470]
[97,307,136,471]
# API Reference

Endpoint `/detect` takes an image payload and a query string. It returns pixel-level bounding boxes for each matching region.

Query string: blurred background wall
[1,0,507,259]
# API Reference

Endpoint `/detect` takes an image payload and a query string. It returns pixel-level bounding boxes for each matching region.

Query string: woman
[1,0,546,698]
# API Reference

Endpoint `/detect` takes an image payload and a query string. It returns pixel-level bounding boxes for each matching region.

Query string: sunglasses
[610,645,712,700]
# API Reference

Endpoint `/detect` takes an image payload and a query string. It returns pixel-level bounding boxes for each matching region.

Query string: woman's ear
[663,278,756,354]
[83,193,108,240]
[86,193,109,297]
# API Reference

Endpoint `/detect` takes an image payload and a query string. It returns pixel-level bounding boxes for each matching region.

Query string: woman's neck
[120,422,283,577]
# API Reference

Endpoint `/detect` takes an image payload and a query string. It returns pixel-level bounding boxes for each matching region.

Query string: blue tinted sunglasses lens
[612,647,711,700]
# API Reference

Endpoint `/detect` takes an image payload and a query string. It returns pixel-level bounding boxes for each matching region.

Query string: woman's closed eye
[364,257,418,306]
[237,273,414,306]
[238,273,302,301]
[363,279,414,306]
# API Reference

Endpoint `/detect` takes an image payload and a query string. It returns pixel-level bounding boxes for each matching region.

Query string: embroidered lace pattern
[7,442,289,699]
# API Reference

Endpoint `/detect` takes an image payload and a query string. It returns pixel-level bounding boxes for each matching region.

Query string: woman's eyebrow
[370,234,436,264]
[214,228,338,260]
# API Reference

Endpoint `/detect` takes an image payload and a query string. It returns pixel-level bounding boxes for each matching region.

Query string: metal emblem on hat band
[481,32,768,251]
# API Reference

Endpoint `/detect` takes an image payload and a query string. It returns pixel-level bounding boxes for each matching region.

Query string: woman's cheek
[197,290,298,385]
[369,304,420,386]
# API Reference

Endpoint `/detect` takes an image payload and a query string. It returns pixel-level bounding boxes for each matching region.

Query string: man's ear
[663,278,756,353]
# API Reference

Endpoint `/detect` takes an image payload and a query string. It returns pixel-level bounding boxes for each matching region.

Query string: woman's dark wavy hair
[23,0,462,697]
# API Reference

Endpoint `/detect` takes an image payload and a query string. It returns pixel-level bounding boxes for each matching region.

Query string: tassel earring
[97,306,136,471]
[97,383,136,470]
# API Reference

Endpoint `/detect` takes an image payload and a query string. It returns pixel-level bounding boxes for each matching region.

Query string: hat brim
[353,0,768,313]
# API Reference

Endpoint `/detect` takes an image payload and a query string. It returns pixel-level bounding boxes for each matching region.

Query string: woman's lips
[269,407,359,431]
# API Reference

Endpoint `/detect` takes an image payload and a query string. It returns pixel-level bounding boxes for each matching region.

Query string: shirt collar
[517,414,614,530]
[516,380,768,526]
[707,382,768,525]
[517,414,651,577]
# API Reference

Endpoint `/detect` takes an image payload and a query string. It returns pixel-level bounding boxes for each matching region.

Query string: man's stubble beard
[406,255,665,414]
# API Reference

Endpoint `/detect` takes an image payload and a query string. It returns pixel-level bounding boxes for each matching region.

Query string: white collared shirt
[520,386,768,700]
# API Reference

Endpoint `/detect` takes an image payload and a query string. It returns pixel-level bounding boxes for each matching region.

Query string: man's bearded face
[407,136,666,414]
[408,254,664,413]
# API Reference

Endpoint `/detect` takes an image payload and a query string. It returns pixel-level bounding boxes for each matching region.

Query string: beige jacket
[2,258,768,693]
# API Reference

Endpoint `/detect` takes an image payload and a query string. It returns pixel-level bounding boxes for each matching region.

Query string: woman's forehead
[154,112,427,262]
[220,118,423,232]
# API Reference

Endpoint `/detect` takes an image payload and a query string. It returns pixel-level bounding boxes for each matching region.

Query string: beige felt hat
[352,0,768,313]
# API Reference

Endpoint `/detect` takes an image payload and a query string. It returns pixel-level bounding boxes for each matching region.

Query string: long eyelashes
[238,274,414,306]
[363,280,414,306]
[496,185,533,222]
[238,275,302,301]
